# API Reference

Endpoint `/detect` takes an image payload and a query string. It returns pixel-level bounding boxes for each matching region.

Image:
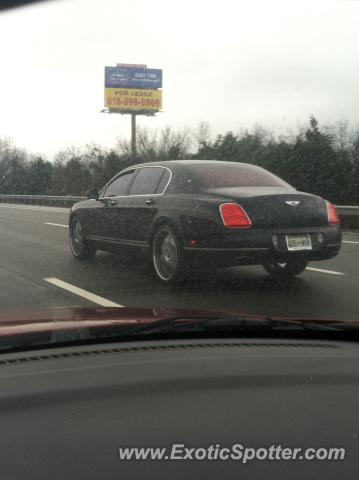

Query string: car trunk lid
[207,187,328,228]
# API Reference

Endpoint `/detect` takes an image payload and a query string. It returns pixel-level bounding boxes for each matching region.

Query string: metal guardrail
[0,194,85,208]
[335,206,359,216]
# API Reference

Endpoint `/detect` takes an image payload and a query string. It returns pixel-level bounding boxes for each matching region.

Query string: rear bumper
[182,226,341,268]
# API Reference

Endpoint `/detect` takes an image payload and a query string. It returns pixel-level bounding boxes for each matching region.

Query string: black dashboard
[0,338,358,479]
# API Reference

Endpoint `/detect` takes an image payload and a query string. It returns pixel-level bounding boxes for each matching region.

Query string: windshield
[0,0,358,349]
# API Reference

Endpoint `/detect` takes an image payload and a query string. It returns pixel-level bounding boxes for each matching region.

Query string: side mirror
[86,187,99,200]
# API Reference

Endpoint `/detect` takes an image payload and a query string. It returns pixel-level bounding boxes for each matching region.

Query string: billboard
[105,66,162,89]
[104,88,162,111]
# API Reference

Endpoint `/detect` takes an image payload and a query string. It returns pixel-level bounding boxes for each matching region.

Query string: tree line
[1,116,359,204]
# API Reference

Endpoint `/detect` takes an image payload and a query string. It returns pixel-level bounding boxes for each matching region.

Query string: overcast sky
[0,0,358,158]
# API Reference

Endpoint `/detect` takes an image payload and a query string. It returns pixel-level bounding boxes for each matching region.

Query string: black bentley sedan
[69,160,341,282]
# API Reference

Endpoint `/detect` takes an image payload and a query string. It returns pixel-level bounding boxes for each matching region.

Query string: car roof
[127,159,255,170]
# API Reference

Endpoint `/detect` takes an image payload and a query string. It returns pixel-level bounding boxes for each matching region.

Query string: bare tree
[192,122,211,148]
[116,126,192,162]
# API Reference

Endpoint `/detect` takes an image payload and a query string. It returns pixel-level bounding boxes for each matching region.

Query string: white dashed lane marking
[44,277,124,307]
[306,267,344,276]
[45,222,69,228]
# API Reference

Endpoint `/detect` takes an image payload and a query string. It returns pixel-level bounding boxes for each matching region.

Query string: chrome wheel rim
[153,230,178,281]
[70,219,84,255]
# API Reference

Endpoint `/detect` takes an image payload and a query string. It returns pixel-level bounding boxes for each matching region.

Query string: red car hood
[0,307,356,338]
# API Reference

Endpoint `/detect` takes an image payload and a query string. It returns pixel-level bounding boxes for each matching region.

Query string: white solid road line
[44,277,124,307]
[342,240,359,245]
[45,222,69,228]
[306,267,344,276]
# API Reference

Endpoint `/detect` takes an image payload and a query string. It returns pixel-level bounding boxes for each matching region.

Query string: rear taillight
[220,203,252,228]
[326,202,340,225]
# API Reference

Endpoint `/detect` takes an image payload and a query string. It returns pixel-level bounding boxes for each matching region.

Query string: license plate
[285,234,312,251]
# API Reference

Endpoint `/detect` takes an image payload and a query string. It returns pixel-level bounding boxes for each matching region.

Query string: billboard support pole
[131,113,136,159]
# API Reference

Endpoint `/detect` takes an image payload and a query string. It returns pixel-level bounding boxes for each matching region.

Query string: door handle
[145,199,155,206]
[110,199,118,206]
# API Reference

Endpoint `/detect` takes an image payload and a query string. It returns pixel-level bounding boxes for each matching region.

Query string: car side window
[129,167,165,195]
[103,171,134,197]
[155,169,171,194]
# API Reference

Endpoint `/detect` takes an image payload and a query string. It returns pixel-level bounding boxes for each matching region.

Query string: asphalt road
[0,203,358,320]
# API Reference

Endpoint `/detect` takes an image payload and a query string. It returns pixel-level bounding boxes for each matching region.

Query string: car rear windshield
[186,163,291,189]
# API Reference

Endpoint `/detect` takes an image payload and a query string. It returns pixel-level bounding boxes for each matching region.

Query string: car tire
[262,258,308,277]
[151,224,184,283]
[69,216,97,260]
